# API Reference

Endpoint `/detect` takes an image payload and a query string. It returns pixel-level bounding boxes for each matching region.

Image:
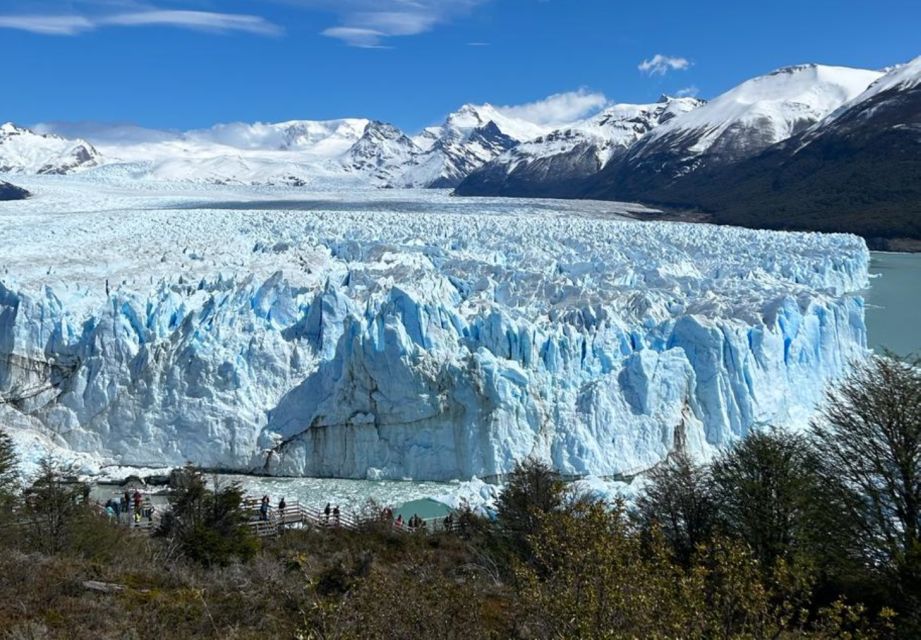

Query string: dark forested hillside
[595,82,921,246]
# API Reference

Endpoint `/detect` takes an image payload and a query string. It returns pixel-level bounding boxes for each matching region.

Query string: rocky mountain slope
[0,180,30,200]
[396,104,545,188]
[643,57,921,246]
[455,96,703,197]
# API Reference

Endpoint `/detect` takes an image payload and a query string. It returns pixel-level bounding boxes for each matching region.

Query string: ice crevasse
[0,210,870,480]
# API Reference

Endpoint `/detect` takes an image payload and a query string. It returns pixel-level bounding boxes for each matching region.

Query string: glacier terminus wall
[0,178,869,480]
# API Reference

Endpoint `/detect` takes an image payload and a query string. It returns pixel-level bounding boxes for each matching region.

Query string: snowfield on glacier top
[0,175,869,480]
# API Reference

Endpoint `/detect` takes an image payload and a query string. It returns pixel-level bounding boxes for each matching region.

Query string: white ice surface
[0,175,870,481]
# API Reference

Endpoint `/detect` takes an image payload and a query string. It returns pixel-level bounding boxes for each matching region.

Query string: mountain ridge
[4,58,920,243]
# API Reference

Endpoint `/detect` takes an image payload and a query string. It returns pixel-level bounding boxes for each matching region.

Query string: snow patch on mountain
[396,104,556,188]
[816,55,921,131]
[634,64,883,167]
[455,97,704,196]
[0,123,102,175]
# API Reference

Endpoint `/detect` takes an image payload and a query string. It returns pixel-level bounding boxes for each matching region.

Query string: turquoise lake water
[865,252,921,357]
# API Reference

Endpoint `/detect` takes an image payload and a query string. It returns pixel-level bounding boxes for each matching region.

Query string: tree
[494,457,566,560]
[516,499,878,639]
[155,465,258,566]
[517,499,691,639]
[812,354,921,631]
[23,456,89,554]
[710,429,849,573]
[633,450,716,565]
[0,429,20,513]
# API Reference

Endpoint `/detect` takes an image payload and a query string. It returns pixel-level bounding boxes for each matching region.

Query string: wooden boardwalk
[90,494,457,538]
[242,500,454,538]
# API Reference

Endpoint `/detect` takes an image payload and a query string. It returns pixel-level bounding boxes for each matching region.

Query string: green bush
[155,466,258,567]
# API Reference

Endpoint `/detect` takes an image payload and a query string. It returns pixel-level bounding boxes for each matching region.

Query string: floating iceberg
[0,178,869,480]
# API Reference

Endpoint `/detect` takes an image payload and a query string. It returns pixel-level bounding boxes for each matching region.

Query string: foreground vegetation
[0,355,919,639]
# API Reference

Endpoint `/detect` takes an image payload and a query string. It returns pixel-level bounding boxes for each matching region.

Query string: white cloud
[313,0,489,47]
[101,11,281,36]
[320,26,388,48]
[0,0,485,43]
[0,14,93,35]
[675,86,700,97]
[0,4,281,36]
[496,90,609,126]
[638,54,691,76]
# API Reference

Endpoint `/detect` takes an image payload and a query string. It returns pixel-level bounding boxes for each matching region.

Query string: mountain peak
[770,63,819,76]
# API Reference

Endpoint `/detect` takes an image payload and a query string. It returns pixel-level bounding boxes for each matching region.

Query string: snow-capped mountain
[0,180,30,200]
[656,56,921,245]
[439,103,550,143]
[627,64,883,173]
[455,96,703,197]
[0,123,102,175]
[399,120,518,188]
[578,64,884,204]
[26,108,548,189]
[38,118,413,187]
[341,120,420,183]
[396,104,555,188]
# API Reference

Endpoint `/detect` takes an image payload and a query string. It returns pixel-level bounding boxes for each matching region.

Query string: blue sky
[2,0,919,132]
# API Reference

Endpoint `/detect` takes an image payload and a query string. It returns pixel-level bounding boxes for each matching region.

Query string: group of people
[250,497,459,535]
[394,513,428,531]
[258,495,290,522]
[323,502,341,526]
[104,488,154,526]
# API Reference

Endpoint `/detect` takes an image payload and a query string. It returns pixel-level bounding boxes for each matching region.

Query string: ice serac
[0,199,870,480]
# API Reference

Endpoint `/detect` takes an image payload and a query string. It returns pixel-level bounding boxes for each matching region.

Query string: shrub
[155,466,258,567]
[0,429,19,513]
[633,450,716,565]
[22,457,90,555]
[494,457,566,562]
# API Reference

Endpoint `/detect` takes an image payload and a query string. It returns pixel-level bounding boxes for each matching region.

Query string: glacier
[0,176,869,480]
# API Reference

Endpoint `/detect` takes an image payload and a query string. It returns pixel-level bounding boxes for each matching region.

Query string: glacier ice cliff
[0,182,870,480]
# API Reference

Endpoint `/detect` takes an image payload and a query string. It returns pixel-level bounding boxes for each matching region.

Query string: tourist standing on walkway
[324,502,331,525]
[260,495,270,522]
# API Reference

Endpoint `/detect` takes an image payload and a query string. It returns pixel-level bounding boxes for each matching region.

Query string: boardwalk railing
[92,495,458,539]
[242,499,458,538]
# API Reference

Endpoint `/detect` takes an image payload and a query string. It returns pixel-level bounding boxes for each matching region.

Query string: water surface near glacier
[226,475,457,511]
[865,252,921,357]
[92,475,464,512]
